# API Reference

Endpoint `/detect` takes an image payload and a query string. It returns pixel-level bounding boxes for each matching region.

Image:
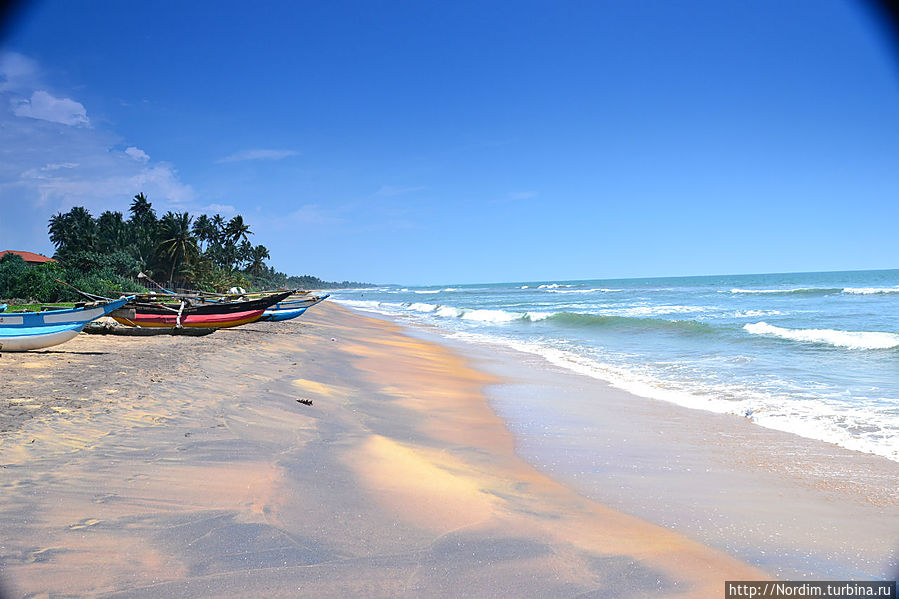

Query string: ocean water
[331,270,899,462]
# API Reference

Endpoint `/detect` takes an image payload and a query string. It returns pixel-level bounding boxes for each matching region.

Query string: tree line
[0,193,371,302]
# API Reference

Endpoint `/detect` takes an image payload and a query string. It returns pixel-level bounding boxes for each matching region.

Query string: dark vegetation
[1,193,371,302]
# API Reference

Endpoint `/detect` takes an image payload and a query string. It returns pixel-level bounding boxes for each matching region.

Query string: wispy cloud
[0,52,38,91]
[124,146,150,163]
[201,203,237,215]
[374,185,428,197]
[12,90,89,126]
[217,149,298,163]
[287,204,345,225]
[509,191,538,200]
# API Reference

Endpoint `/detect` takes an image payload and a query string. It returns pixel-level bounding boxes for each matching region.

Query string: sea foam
[842,287,899,295]
[545,288,606,294]
[447,330,899,461]
[726,287,840,295]
[538,283,575,289]
[744,322,899,350]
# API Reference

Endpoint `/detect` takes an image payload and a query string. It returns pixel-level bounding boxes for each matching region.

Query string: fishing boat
[259,294,330,322]
[0,297,131,352]
[82,322,216,336]
[111,290,292,329]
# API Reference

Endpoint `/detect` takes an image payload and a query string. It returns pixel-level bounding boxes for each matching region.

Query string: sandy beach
[0,303,895,597]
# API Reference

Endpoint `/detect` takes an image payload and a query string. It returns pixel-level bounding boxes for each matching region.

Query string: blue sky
[1,0,897,285]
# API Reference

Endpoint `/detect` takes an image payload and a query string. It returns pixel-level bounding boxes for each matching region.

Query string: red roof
[0,250,56,263]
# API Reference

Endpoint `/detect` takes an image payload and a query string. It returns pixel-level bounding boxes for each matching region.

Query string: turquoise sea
[332,270,899,462]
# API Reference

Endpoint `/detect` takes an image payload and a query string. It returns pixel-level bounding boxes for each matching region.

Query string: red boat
[111,291,292,329]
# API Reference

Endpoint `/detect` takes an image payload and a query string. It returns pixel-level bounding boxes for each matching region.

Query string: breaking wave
[842,287,899,295]
[744,322,899,350]
[337,299,716,333]
[726,288,842,296]
[545,288,623,294]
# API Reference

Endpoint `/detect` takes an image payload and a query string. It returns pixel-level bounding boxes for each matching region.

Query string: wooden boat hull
[111,291,292,329]
[259,294,329,322]
[83,323,216,336]
[269,294,330,310]
[0,298,130,352]
[112,309,265,329]
[0,324,82,351]
[259,307,308,322]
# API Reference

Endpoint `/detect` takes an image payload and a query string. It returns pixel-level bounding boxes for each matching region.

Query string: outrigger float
[259,294,330,322]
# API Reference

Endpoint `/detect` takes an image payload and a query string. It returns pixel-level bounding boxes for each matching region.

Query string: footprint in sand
[68,518,101,530]
[29,548,60,563]
[92,493,118,504]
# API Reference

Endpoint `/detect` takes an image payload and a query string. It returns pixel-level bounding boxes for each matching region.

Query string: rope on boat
[175,300,186,328]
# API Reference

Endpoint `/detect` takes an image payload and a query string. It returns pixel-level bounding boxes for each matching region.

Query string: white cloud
[125,146,150,162]
[217,149,297,163]
[19,162,79,180]
[43,162,79,170]
[202,203,237,215]
[374,185,428,197]
[13,90,90,126]
[26,162,194,208]
[509,191,538,200]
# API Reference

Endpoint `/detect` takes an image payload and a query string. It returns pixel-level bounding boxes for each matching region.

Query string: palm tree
[155,211,198,283]
[128,193,158,268]
[97,211,128,253]
[236,239,253,269]
[211,214,226,242]
[48,206,97,257]
[68,206,98,252]
[191,214,218,253]
[48,212,72,252]
[129,193,156,228]
[247,244,271,276]
[225,215,252,245]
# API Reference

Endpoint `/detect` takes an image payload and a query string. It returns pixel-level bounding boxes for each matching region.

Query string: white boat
[0,297,130,351]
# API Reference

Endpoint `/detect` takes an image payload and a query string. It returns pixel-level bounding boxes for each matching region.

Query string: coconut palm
[225,215,252,245]
[48,212,71,251]
[97,211,128,253]
[211,214,226,238]
[237,239,253,269]
[247,244,271,276]
[128,193,158,268]
[129,193,156,228]
[48,206,97,257]
[191,214,218,253]
[156,211,198,283]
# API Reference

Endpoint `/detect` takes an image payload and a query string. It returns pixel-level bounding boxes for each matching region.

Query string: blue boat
[259,294,329,322]
[0,297,130,352]
[260,306,308,322]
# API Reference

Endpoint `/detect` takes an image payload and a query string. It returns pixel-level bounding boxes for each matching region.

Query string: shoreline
[0,303,894,596]
[356,308,899,579]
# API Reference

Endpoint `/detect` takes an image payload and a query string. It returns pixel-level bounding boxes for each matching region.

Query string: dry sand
[0,303,887,597]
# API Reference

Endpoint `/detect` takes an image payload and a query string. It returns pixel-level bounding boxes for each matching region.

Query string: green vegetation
[1,193,371,302]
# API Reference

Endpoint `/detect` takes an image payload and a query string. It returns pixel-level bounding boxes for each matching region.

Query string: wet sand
[0,303,772,597]
[435,333,899,580]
